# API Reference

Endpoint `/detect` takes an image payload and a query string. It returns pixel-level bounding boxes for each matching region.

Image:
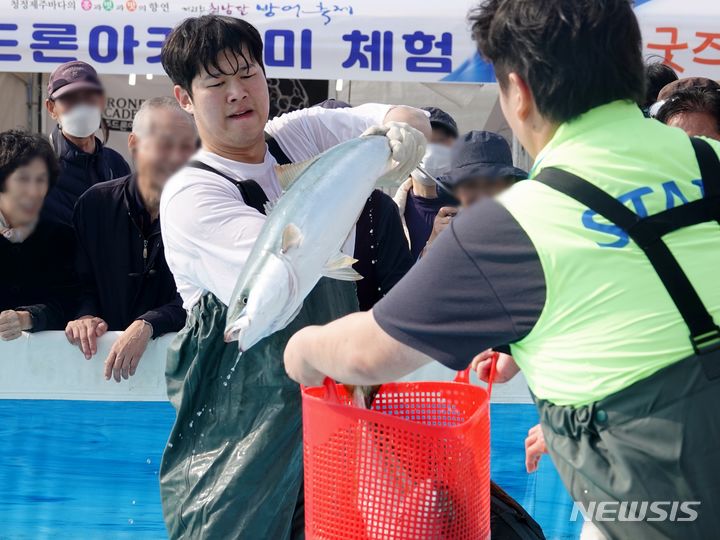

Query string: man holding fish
[156,14,429,540]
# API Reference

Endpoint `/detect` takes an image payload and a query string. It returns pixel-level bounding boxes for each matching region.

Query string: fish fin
[281,223,303,253]
[322,266,363,281]
[324,251,358,271]
[275,157,319,190]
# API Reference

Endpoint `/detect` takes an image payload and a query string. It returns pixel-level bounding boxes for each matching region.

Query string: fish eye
[242,297,248,305]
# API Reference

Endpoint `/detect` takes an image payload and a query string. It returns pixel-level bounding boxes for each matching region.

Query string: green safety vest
[498,100,720,407]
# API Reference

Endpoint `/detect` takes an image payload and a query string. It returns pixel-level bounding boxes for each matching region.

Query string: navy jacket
[42,126,130,227]
[72,174,185,336]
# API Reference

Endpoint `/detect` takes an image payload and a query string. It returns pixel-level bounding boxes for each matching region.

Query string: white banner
[636,0,720,79]
[0,0,718,82]
[1,0,489,82]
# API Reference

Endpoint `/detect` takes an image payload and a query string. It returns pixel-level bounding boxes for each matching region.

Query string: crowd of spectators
[1,55,718,382]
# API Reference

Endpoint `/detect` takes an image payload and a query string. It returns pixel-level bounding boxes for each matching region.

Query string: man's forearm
[287,311,432,386]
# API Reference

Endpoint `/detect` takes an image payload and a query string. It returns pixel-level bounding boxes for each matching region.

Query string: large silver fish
[224,131,423,351]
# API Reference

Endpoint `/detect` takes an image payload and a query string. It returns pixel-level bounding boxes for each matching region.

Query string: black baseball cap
[422,106,458,138]
[47,60,104,100]
[443,130,527,188]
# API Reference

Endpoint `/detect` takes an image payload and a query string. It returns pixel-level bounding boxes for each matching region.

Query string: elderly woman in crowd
[0,130,77,340]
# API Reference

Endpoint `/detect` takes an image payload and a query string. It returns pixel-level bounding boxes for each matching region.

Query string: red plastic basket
[301,363,495,540]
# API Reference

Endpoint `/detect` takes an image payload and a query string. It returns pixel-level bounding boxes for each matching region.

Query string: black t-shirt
[0,220,78,331]
[373,198,547,370]
[354,190,413,310]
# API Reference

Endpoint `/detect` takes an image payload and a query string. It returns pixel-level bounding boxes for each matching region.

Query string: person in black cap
[422,106,459,146]
[443,130,526,207]
[424,130,526,253]
[43,60,130,226]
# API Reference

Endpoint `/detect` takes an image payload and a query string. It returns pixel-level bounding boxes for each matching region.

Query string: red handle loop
[322,377,341,404]
[455,351,498,398]
[487,352,498,399]
[454,368,471,384]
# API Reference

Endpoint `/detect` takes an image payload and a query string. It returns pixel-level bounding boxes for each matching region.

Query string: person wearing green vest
[284,0,720,538]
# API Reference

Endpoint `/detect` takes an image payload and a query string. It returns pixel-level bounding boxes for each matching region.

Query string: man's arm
[72,200,101,319]
[103,287,185,383]
[66,200,107,359]
[284,311,433,387]
[161,176,267,306]
[265,103,431,162]
[136,293,186,337]
[285,199,547,386]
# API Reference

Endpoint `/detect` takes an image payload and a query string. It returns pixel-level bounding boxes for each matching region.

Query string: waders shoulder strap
[265,132,292,165]
[187,160,269,216]
[535,137,720,356]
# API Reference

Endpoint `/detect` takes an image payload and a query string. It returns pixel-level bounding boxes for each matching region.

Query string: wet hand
[471,349,520,383]
[65,316,108,359]
[104,320,152,382]
[0,310,31,341]
[525,423,548,473]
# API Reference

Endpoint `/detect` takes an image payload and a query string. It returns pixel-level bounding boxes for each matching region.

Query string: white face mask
[411,143,452,186]
[60,104,102,138]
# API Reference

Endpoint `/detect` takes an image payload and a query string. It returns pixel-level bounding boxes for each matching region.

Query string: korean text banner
[1,0,488,82]
[1,0,719,83]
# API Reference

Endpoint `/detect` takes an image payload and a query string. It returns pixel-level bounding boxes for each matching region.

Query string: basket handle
[487,351,498,398]
[455,351,499,398]
[322,377,342,404]
[454,369,471,384]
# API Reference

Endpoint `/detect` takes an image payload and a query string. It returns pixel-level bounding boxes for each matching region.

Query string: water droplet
[196,411,202,417]
[223,382,228,387]
[226,374,231,380]
[145,458,151,464]
[168,442,174,448]
[131,500,136,505]
[153,470,158,475]
[189,420,194,428]
[128,519,134,525]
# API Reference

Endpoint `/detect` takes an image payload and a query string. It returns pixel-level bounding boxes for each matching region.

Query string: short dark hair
[470,0,645,124]
[644,61,678,107]
[161,15,264,96]
[655,88,720,132]
[0,130,59,192]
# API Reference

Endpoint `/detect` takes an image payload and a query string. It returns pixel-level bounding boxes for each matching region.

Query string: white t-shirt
[160,103,392,309]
